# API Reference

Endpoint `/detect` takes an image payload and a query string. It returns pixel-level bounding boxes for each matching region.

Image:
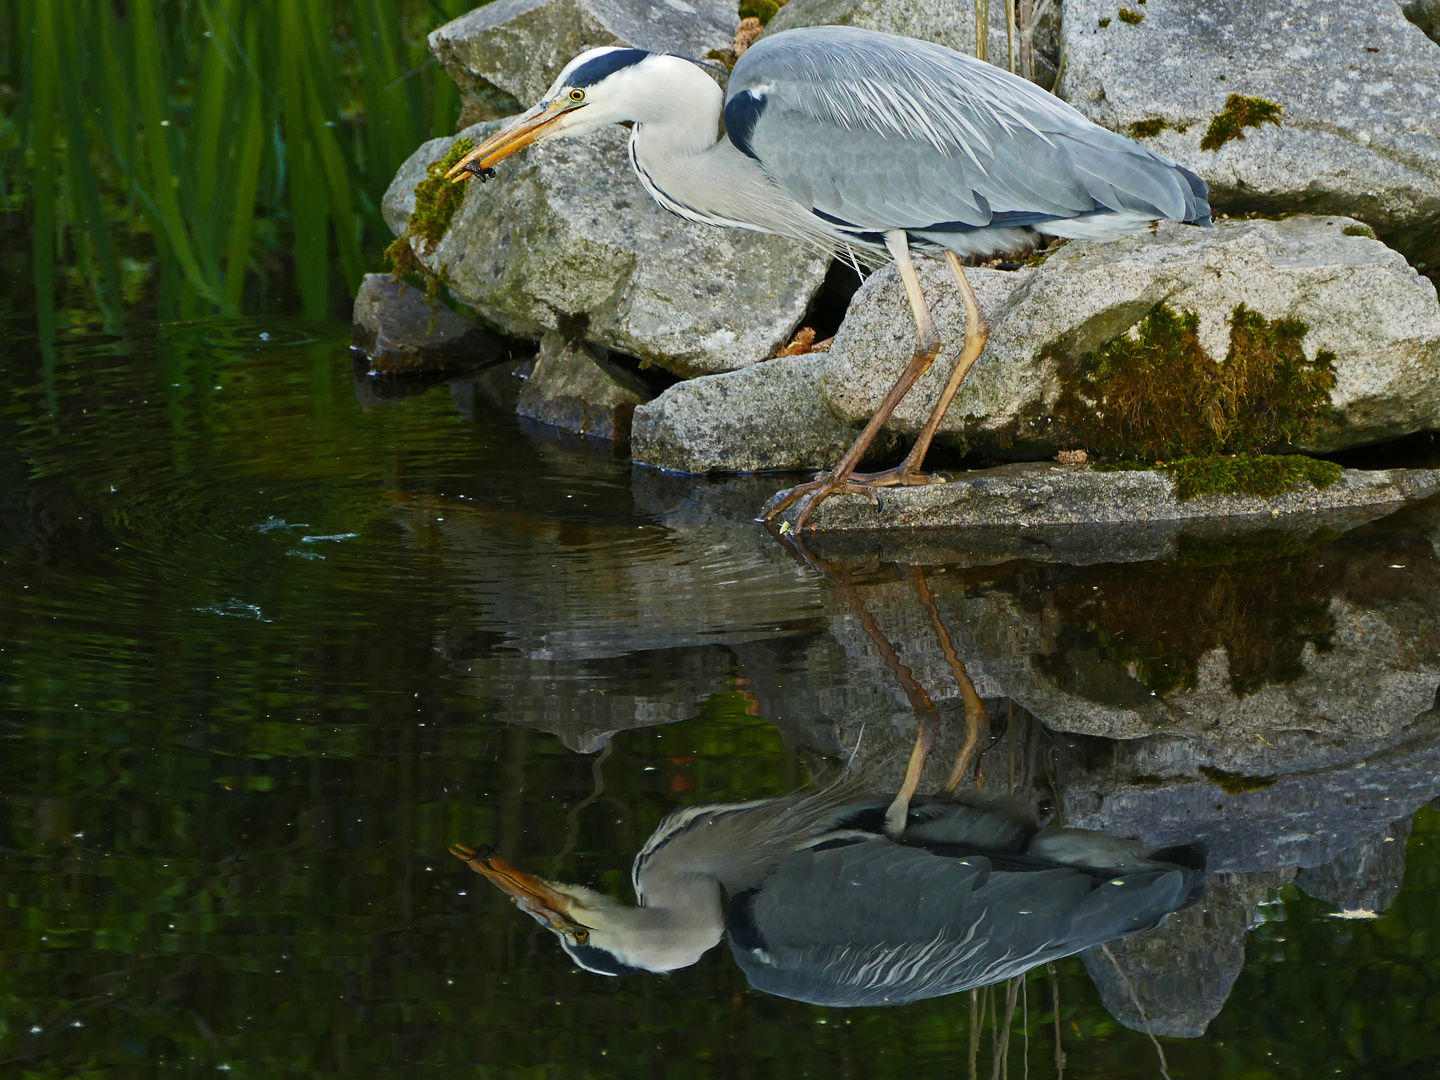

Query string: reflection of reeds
[5,0,469,339]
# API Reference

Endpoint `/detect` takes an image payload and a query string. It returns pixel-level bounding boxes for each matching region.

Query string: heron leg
[855,251,990,488]
[761,231,941,530]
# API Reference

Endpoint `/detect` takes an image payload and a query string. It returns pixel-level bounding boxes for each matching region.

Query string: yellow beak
[451,843,575,930]
[444,103,574,184]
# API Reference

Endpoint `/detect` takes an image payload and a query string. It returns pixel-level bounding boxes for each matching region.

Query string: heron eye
[573,928,590,944]
[569,89,585,102]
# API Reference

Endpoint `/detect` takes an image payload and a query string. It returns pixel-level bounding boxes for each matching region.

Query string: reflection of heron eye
[574,928,589,944]
[569,89,585,102]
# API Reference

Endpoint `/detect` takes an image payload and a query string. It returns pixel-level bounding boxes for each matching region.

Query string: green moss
[704,48,736,71]
[1200,93,1283,151]
[1128,117,1168,139]
[1199,765,1279,794]
[739,0,780,24]
[384,137,476,307]
[1054,302,1337,462]
[1117,7,1144,24]
[1343,222,1378,239]
[1098,16,1111,27]
[1165,453,1342,500]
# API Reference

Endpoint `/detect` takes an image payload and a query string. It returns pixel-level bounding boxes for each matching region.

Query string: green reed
[1,0,474,334]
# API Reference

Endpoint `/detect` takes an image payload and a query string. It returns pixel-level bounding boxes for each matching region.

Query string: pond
[4,3,1440,1076]
[2,309,1439,1078]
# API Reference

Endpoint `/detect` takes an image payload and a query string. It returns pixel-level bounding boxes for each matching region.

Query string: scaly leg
[851,251,991,489]
[761,231,941,530]
[763,247,991,531]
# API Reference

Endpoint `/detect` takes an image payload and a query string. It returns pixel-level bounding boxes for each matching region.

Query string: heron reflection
[452,788,1204,1006]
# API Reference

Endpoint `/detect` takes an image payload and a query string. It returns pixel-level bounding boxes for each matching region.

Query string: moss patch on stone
[1200,93,1283,151]
[1055,302,1337,463]
[1097,16,1111,27]
[1343,222,1378,239]
[739,0,780,24]
[1199,765,1279,794]
[384,138,476,307]
[1117,7,1144,24]
[1164,453,1342,500]
[1128,118,1168,139]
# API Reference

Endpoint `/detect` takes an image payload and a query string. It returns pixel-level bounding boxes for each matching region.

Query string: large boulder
[384,123,830,378]
[429,0,738,113]
[631,353,865,472]
[1059,0,1440,263]
[822,217,1440,459]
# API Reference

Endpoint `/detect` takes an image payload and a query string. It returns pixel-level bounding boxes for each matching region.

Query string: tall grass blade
[55,2,124,331]
[131,0,221,304]
[224,32,265,311]
[30,0,57,386]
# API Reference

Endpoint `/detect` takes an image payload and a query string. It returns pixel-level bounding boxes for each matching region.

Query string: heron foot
[761,466,953,532]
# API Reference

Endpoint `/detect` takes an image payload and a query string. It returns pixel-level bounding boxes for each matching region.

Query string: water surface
[3,317,1440,1078]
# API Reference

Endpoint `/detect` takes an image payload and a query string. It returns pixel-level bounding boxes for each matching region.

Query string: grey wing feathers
[726,27,1209,235]
[727,840,1199,1007]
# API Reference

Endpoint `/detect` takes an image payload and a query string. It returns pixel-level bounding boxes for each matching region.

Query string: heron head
[444,47,719,183]
[451,844,721,975]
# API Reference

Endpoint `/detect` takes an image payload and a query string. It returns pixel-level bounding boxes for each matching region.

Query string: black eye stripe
[566,48,650,88]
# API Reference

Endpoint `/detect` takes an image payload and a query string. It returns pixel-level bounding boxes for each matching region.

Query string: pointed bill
[444,102,571,184]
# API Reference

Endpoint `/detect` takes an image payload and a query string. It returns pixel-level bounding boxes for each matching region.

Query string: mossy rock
[1054,301,1338,463]
[384,138,476,306]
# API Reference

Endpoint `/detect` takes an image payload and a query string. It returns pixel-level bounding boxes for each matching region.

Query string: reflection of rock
[429,0,737,113]
[1295,819,1412,915]
[632,353,863,472]
[517,331,652,441]
[1059,0,1440,264]
[822,218,1440,459]
[351,273,501,373]
[799,462,1440,533]
[1082,870,1292,1039]
[384,125,828,378]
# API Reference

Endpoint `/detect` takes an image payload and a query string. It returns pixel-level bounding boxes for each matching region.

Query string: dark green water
[3,310,1440,1078]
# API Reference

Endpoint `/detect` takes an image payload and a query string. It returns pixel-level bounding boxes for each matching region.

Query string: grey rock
[822,218,1440,461]
[517,331,653,441]
[429,0,738,112]
[1082,871,1290,1039]
[631,353,864,473]
[1059,0,1440,261]
[796,461,1440,533]
[385,124,830,378]
[350,273,500,373]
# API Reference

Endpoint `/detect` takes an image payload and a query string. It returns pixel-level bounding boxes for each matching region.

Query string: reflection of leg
[884,716,934,839]
[909,569,989,792]
[762,231,943,531]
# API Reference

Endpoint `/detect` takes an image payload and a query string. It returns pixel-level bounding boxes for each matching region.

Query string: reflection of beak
[444,103,575,184]
[451,844,574,930]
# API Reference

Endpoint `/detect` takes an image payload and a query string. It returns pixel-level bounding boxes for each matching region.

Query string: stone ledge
[799,461,1440,532]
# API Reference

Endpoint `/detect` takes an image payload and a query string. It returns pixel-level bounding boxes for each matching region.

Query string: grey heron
[451,789,1205,1003]
[445,27,1212,530]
